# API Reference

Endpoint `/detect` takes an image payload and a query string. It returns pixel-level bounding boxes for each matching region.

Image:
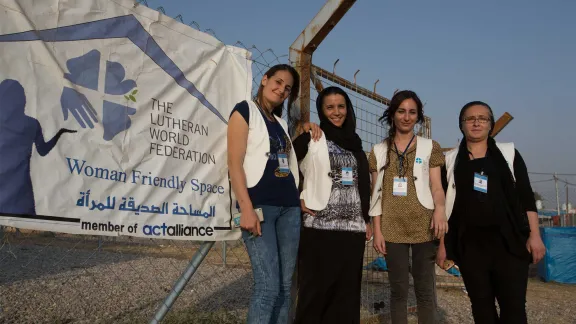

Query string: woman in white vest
[291,86,372,324]
[227,64,320,324]
[369,90,447,324]
[437,101,545,324]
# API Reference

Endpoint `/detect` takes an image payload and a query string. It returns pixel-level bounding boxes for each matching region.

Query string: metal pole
[222,241,227,268]
[150,241,215,324]
[554,173,561,226]
[289,0,357,138]
[566,180,569,227]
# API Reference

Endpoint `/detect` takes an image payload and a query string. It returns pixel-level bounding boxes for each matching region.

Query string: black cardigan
[441,148,536,264]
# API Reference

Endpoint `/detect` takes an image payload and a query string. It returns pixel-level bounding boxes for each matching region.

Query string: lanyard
[394,135,415,177]
[255,100,274,121]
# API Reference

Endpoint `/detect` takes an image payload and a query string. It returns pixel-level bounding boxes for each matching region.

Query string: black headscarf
[316,87,371,222]
[449,102,530,261]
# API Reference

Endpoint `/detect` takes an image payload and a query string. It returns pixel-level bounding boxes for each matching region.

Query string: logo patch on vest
[415,157,423,164]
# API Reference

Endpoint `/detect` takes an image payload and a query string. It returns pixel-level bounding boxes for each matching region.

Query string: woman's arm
[370,170,386,253]
[513,149,545,263]
[227,111,261,235]
[430,166,448,238]
[292,132,311,161]
[429,141,448,238]
[35,122,76,156]
[227,111,252,211]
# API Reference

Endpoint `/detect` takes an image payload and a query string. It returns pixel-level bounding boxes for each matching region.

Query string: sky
[142,0,575,195]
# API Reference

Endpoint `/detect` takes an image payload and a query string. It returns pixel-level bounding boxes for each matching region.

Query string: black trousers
[294,227,366,324]
[458,228,530,324]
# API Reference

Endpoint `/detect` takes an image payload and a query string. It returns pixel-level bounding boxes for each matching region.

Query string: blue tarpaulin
[538,227,576,284]
[364,257,388,271]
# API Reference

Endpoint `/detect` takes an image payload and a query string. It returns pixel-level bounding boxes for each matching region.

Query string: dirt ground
[360,276,576,324]
[1,229,575,323]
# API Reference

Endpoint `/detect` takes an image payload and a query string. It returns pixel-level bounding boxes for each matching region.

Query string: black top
[442,149,536,263]
[453,156,506,227]
[230,101,299,207]
[443,149,537,216]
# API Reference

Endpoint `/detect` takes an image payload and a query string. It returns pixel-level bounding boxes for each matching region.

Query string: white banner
[0,0,251,241]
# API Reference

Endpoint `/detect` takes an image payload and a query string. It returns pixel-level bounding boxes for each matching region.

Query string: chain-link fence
[305,62,462,322]
[308,64,432,152]
[0,3,268,323]
[0,2,463,323]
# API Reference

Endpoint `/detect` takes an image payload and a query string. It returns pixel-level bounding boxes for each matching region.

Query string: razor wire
[1,3,462,323]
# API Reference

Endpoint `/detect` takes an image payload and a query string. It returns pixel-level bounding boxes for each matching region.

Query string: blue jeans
[242,205,301,324]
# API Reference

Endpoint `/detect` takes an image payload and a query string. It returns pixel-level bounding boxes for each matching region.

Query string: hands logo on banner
[0,14,231,217]
[0,51,138,215]
[61,49,138,140]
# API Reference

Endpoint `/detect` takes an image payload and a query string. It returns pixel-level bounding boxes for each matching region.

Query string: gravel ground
[1,238,575,323]
[0,242,253,323]
[435,279,576,324]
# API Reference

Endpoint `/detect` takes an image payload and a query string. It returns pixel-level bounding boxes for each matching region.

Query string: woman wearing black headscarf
[438,101,545,323]
[292,86,371,324]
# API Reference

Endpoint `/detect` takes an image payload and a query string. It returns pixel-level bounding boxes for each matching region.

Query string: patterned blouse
[368,140,444,243]
[303,141,366,232]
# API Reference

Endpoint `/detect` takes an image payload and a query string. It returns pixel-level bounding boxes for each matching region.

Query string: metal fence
[308,63,432,152]
[529,172,576,227]
[0,3,461,324]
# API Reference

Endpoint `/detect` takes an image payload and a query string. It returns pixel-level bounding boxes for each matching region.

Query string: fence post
[222,241,227,267]
[566,180,569,227]
[289,0,356,138]
[149,241,214,324]
[554,173,562,226]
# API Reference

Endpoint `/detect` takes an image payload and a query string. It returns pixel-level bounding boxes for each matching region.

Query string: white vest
[243,100,299,189]
[444,142,515,220]
[369,136,435,216]
[299,134,331,210]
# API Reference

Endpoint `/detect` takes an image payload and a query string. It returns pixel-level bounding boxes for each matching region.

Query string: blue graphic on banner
[0,14,226,123]
[64,49,100,90]
[102,101,137,141]
[60,49,137,140]
[105,60,137,95]
[0,80,76,215]
[60,87,99,129]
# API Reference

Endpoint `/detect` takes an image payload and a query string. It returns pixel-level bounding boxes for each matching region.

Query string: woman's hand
[301,199,316,216]
[431,209,448,239]
[365,223,373,241]
[436,243,447,268]
[240,209,261,236]
[373,232,386,255]
[527,232,546,264]
[302,122,322,141]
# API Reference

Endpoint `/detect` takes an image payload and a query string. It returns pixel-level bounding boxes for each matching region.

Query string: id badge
[233,213,241,228]
[278,153,289,173]
[342,167,353,185]
[393,177,408,196]
[473,173,488,193]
